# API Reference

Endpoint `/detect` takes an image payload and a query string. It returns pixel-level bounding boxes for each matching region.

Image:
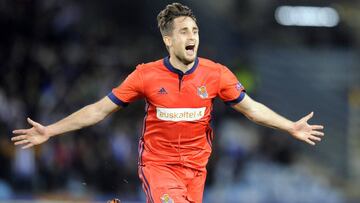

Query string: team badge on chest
[160,194,174,203]
[197,85,208,99]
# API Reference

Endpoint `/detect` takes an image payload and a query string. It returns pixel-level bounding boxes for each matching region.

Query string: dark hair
[157,2,196,36]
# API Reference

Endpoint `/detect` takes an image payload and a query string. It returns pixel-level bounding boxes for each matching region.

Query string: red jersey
[108,57,245,171]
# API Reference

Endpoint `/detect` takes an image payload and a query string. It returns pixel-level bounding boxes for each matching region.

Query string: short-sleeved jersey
[108,57,245,171]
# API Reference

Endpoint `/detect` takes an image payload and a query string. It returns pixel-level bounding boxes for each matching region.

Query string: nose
[188,32,196,41]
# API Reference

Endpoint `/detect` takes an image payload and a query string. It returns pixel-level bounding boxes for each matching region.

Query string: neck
[169,56,195,73]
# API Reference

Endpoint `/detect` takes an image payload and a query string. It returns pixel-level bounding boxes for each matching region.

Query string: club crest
[160,194,174,203]
[197,86,208,99]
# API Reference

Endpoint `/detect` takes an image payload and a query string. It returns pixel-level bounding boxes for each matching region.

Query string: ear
[163,36,172,47]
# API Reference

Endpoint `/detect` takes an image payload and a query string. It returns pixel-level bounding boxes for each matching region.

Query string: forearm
[46,103,108,137]
[244,101,294,133]
[11,97,120,149]
[232,94,324,145]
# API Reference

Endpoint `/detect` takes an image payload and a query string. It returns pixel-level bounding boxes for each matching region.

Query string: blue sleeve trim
[107,92,129,108]
[224,92,246,106]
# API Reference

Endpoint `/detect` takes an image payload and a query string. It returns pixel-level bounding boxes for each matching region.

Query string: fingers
[311,130,324,136]
[14,140,29,146]
[12,118,41,136]
[302,111,314,121]
[11,135,31,146]
[11,118,43,150]
[303,113,325,131]
[22,143,34,149]
[12,129,29,135]
[311,125,324,130]
[11,135,35,149]
[309,135,321,142]
[304,139,316,146]
[11,135,28,141]
[27,117,40,128]
[304,133,323,146]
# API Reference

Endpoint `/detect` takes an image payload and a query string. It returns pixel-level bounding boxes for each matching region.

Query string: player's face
[166,16,199,65]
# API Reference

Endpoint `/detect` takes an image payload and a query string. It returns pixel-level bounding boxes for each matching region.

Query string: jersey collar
[163,56,199,75]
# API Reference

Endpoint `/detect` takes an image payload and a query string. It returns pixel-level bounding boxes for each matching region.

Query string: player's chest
[144,73,218,107]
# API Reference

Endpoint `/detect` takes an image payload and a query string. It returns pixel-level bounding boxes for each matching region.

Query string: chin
[184,55,197,64]
[182,57,195,65]
[176,55,195,65]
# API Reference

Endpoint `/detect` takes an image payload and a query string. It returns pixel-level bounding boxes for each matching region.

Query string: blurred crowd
[0,0,350,202]
[0,0,153,198]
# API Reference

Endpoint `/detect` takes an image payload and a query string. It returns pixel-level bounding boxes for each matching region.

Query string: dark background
[0,0,359,202]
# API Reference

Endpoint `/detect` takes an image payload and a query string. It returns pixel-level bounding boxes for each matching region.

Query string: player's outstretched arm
[11,96,120,149]
[232,94,324,145]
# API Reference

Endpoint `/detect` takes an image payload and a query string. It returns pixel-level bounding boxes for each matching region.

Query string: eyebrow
[179,27,198,31]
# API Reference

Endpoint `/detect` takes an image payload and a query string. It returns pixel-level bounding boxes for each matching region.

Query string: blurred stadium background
[0,0,359,202]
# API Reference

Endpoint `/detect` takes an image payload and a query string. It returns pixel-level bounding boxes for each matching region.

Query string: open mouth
[185,45,195,50]
[185,45,195,55]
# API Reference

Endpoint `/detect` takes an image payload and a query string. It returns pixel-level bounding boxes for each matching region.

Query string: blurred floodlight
[275,6,339,27]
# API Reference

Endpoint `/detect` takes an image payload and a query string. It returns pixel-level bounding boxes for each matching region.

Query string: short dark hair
[157,2,197,36]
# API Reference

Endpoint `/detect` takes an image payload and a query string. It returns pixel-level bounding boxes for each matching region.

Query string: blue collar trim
[163,56,199,75]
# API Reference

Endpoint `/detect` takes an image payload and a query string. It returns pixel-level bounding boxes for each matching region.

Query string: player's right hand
[11,117,50,149]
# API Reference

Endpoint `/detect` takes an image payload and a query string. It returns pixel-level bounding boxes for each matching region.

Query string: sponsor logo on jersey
[156,107,206,121]
[197,85,208,99]
[160,194,174,203]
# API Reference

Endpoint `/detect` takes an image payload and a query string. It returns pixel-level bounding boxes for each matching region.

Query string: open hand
[11,118,50,149]
[291,112,324,145]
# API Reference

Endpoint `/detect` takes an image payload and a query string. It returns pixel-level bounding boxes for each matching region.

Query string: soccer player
[11,3,324,203]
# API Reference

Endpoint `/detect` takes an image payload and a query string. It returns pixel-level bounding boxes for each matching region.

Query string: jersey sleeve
[107,66,144,107]
[218,66,246,105]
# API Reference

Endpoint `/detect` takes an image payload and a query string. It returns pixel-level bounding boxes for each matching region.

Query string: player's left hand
[290,112,324,145]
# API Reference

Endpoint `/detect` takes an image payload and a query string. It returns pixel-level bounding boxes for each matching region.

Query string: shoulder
[198,57,229,73]
[135,58,164,72]
[132,59,166,82]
